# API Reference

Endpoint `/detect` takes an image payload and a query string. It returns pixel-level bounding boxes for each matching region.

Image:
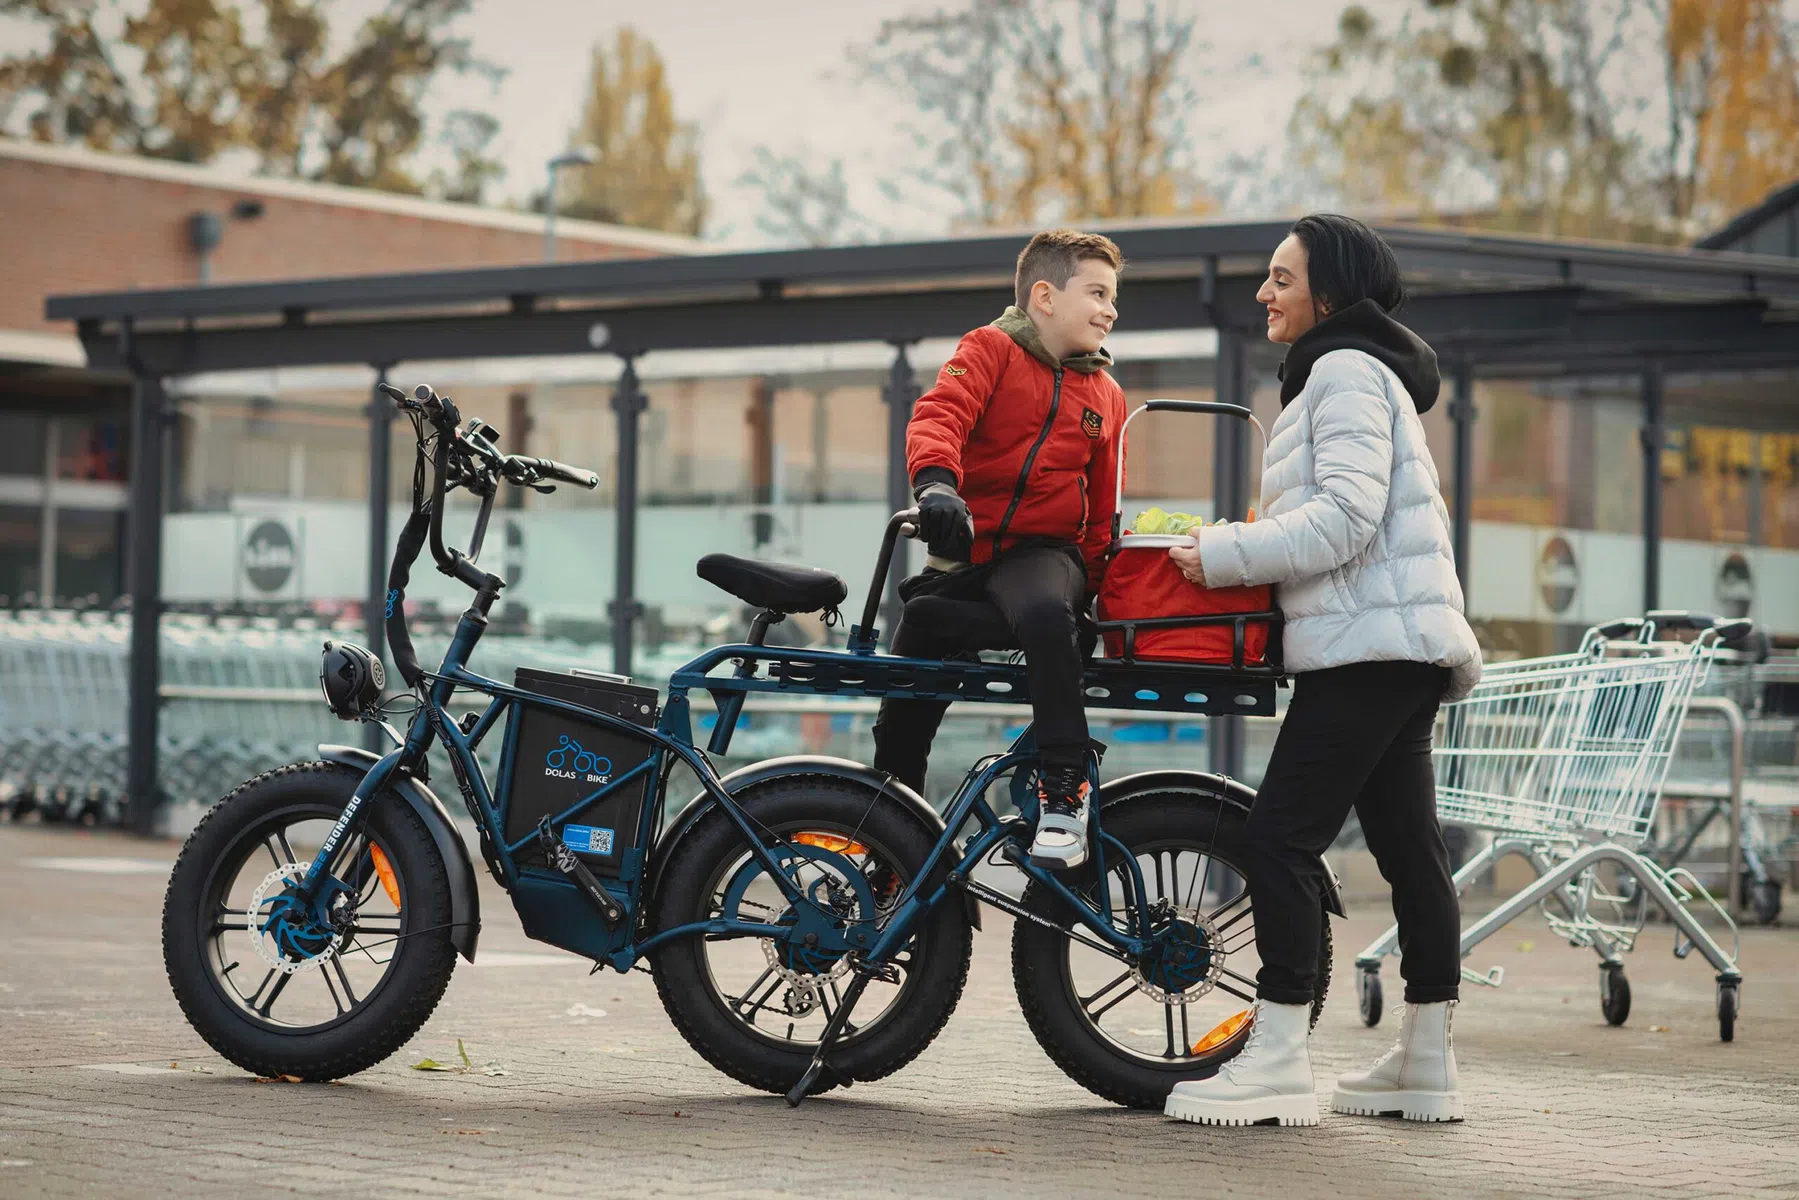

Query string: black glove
[913,480,974,556]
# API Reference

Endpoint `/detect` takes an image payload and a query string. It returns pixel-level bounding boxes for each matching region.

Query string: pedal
[537,818,625,927]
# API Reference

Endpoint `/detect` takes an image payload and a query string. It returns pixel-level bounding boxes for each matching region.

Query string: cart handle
[1113,399,1270,542]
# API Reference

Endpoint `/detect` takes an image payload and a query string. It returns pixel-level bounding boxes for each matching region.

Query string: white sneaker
[1028,771,1091,870]
[1332,1000,1464,1122]
[1164,1000,1318,1127]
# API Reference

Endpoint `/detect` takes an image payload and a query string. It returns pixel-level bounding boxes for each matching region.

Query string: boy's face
[1030,258,1119,357]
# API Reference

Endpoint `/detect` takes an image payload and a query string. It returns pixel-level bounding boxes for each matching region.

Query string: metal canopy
[40,218,1799,836]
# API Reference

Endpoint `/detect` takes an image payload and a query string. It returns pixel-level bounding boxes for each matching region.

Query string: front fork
[297,742,413,903]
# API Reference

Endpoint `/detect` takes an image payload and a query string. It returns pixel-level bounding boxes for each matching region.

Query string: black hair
[1288,213,1406,318]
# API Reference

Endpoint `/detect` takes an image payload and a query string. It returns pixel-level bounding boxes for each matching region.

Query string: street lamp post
[543,148,596,262]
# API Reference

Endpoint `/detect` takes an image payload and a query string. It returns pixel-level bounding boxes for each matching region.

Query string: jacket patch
[1081,407,1103,439]
[944,364,967,376]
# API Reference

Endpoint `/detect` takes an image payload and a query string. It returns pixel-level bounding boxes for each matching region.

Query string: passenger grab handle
[850,510,921,651]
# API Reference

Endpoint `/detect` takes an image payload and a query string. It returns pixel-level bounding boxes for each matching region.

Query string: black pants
[1242,660,1462,1006]
[872,544,1088,794]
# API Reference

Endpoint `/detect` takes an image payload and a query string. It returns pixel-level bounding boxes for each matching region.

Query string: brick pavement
[2,823,1796,1199]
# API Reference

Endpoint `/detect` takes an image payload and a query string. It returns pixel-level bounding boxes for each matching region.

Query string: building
[0,137,701,609]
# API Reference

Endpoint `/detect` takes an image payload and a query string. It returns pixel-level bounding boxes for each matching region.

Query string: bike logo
[544,735,611,783]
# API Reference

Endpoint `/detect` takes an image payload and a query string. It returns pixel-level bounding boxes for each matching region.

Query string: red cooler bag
[1097,534,1273,666]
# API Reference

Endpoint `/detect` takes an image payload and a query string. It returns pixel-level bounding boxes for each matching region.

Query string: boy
[871,229,1125,869]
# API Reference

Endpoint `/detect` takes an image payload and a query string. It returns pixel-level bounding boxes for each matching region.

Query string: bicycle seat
[696,553,848,616]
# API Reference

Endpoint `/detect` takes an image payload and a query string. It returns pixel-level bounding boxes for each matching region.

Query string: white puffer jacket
[1196,348,1483,701]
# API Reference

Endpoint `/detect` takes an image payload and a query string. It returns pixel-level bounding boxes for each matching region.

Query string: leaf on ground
[973,1147,1009,1155]
[411,1058,455,1071]
[1650,1025,1672,1033]
[566,1003,608,1018]
[1516,940,1535,952]
[457,1039,473,1071]
[280,1074,303,1083]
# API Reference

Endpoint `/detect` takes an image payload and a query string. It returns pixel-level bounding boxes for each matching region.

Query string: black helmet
[320,640,386,721]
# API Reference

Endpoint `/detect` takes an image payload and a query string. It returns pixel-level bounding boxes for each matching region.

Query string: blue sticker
[564,824,615,856]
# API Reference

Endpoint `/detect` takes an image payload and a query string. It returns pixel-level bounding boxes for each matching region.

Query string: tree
[856,0,1210,230]
[1291,0,1799,243]
[559,27,705,236]
[736,145,881,247]
[429,108,503,205]
[0,0,502,195]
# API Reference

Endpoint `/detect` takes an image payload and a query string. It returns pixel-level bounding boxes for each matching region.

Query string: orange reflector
[793,831,868,855]
[369,843,402,908]
[1192,1008,1253,1054]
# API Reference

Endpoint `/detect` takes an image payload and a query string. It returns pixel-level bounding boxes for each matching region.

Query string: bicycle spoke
[253,969,292,1017]
[330,957,360,1008]
[1214,977,1256,1004]
[727,967,780,1023]
[274,828,298,868]
[263,837,286,871]
[1183,853,1211,913]
[1163,1004,1178,1059]
[320,963,347,1016]
[1220,965,1259,992]
[1180,999,1191,1050]
[1081,969,1138,1023]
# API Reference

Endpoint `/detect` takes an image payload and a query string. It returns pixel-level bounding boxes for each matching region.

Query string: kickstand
[784,970,872,1107]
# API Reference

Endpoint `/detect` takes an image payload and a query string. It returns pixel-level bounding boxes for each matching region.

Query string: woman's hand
[1168,542,1206,587]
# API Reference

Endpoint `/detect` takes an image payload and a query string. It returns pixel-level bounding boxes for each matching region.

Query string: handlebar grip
[1714,618,1756,643]
[1645,610,1720,633]
[527,457,600,490]
[1146,400,1254,419]
[1594,618,1645,640]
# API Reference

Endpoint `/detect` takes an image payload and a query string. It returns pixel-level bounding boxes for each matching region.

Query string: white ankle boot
[1164,1000,1318,1127]
[1332,1000,1463,1122]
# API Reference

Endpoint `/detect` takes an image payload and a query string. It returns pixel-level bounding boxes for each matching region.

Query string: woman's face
[1256,234,1323,345]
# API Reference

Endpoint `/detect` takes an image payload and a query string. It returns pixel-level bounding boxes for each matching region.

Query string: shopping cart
[1353,611,1752,1041]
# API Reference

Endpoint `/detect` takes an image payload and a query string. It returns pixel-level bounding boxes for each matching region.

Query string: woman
[1162,214,1482,1129]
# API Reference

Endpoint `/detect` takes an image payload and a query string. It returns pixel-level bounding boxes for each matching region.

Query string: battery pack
[503,667,660,877]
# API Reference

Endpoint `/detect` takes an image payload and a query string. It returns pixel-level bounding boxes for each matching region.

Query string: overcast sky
[428,0,1395,245]
[0,0,1402,245]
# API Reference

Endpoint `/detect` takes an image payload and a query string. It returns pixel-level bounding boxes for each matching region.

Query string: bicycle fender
[652,756,979,930]
[1097,769,1346,919]
[318,744,482,963]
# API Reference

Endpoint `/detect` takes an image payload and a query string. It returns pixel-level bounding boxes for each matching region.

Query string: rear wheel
[162,762,458,1080]
[1011,788,1332,1110]
[647,776,973,1096]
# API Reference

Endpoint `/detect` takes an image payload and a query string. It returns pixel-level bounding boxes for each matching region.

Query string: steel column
[365,367,393,752]
[124,364,168,835]
[1641,362,1665,613]
[1211,329,1250,779]
[1451,357,1476,600]
[611,357,646,676]
[882,341,919,641]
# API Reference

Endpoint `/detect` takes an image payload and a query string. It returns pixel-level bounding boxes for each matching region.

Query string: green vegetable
[1131,507,1208,535]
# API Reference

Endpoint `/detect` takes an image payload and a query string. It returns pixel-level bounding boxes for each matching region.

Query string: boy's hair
[1014,229,1125,310]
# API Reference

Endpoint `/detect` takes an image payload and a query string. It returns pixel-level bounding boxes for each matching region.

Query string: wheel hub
[1132,903,1223,1004]
[247,864,345,975]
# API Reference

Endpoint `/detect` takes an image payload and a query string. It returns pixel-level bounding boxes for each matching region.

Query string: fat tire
[1011,788,1332,1110]
[162,761,458,1081]
[647,776,973,1097]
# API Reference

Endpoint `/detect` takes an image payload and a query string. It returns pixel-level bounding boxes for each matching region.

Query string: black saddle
[697,553,848,616]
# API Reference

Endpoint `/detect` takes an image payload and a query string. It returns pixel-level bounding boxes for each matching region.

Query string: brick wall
[0,147,687,335]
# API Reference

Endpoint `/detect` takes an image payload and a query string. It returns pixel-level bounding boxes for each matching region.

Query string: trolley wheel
[1599,963,1631,1027]
[1749,879,1781,926]
[1717,982,1738,1042]
[1357,965,1383,1027]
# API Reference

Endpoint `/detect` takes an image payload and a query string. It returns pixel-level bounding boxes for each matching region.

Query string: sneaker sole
[1027,843,1088,870]
[1164,1092,1319,1128]
[1331,1087,1464,1123]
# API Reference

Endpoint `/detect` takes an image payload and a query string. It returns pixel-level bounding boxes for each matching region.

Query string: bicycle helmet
[319,640,386,720]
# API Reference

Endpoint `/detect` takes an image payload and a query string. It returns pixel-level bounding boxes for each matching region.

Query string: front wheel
[1011,788,1333,1110]
[162,762,459,1080]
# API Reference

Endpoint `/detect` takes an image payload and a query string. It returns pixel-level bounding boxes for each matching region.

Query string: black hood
[1277,298,1441,413]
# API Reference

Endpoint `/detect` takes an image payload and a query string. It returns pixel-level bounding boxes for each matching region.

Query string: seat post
[746,608,783,647]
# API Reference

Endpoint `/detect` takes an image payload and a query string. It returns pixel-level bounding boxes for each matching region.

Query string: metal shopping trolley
[1352,611,1752,1041]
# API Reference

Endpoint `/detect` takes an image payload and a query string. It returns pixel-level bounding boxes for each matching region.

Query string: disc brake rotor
[1131,904,1224,1005]
[247,864,344,976]
[718,843,875,1019]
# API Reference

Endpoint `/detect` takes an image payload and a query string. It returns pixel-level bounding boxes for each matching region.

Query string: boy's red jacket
[907,315,1126,589]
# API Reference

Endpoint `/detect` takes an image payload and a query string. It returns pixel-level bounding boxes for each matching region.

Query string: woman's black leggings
[1241,659,1462,1006]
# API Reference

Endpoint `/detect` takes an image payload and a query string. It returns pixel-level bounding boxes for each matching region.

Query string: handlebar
[378,379,603,687]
